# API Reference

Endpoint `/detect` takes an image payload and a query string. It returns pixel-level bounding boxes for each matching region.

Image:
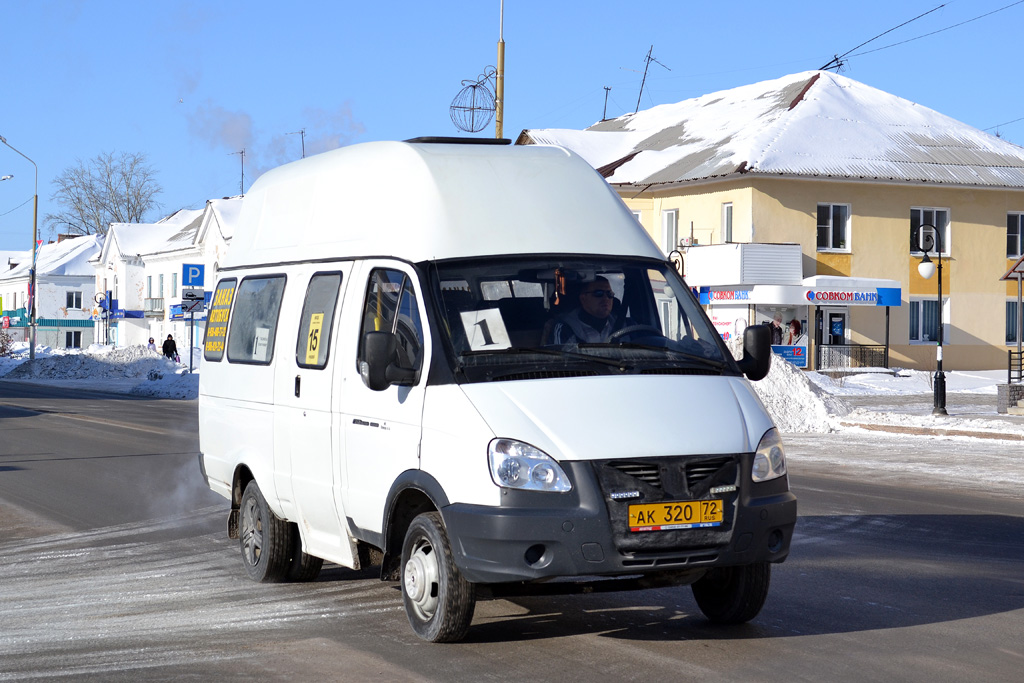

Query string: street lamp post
[0,135,38,361]
[916,223,947,415]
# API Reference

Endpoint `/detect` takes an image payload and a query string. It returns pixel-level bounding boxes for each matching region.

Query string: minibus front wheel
[691,561,771,624]
[401,512,476,642]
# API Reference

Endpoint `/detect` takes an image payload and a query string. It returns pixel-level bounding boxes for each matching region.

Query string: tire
[239,481,293,583]
[401,512,476,642]
[691,562,771,624]
[286,523,324,582]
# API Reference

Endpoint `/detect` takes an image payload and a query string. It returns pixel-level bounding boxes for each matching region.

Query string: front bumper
[442,456,797,585]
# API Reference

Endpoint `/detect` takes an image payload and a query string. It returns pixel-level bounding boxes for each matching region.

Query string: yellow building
[519,71,1024,371]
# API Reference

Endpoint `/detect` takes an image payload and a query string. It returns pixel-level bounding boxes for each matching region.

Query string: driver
[549,277,629,344]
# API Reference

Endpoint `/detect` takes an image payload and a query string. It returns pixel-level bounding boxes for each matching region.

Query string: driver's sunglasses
[587,290,615,299]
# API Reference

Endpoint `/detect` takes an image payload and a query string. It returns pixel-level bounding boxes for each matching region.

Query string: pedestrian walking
[162,334,178,361]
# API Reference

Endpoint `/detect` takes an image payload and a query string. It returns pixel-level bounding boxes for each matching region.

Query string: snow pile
[750,353,851,433]
[0,343,200,399]
[4,344,174,380]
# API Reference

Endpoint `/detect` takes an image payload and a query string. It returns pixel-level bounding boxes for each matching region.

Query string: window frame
[910,207,950,256]
[1008,213,1023,259]
[816,202,850,252]
[722,202,733,243]
[295,271,344,370]
[203,278,237,362]
[66,291,83,309]
[357,267,426,381]
[661,209,678,254]
[1008,299,1022,345]
[225,274,287,366]
[908,296,947,344]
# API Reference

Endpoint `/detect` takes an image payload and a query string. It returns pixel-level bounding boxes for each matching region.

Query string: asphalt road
[0,381,1021,682]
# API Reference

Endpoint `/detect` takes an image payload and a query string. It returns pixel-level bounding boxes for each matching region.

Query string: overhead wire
[847,0,1024,59]
[820,2,950,69]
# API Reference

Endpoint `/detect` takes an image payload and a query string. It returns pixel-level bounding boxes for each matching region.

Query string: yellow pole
[495,0,504,139]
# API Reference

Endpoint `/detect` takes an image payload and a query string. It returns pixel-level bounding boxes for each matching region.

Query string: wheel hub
[404,542,440,619]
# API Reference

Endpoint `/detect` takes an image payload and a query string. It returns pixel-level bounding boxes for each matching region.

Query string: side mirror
[361,331,417,391]
[737,324,771,381]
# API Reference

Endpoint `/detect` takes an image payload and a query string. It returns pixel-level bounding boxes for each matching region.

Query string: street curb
[839,420,1024,441]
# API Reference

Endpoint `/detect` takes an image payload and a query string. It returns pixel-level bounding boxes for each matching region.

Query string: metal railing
[816,344,888,371]
[143,298,164,315]
[1010,350,1023,384]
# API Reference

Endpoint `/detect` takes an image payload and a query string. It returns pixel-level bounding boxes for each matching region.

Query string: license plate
[628,499,723,532]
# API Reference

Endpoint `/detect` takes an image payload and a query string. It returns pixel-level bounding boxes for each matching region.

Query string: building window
[66,291,82,309]
[147,276,152,298]
[909,297,946,343]
[661,209,678,254]
[631,209,642,225]
[911,207,950,254]
[1009,214,1023,258]
[817,203,849,251]
[172,272,178,298]
[65,331,82,349]
[1009,301,1022,344]
[159,274,165,297]
[722,203,733,243]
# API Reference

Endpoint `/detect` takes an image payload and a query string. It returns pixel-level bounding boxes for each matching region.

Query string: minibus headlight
[488,439,572,492]
[751,428,787,483]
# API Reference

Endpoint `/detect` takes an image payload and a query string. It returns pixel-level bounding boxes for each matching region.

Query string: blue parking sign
[183,263,205,287]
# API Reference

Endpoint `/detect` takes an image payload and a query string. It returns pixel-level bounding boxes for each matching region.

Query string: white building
[93,197,239,351]
[0,235,102,348]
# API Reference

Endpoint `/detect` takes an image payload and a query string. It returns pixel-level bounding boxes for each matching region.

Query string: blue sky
[2,0,1022,252]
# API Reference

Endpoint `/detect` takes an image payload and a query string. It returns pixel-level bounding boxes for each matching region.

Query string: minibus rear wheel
[239,481,293,583]
[691,562,771,624]
[401,512,476,642]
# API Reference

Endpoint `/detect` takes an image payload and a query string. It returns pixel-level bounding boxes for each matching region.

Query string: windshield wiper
[581,342,728,371]
[460,346,628,368]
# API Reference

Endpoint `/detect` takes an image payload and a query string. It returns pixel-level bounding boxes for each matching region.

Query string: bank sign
[805,287,901,307]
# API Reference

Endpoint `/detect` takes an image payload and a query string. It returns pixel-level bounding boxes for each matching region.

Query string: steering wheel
[608,324,664,342]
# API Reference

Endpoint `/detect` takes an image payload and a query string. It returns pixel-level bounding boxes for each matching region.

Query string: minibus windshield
[431,257,733,382]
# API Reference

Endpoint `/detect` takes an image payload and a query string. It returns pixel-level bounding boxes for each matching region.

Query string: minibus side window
[295,272,343,369]
[203,278,237,362]
[358,269,424,373]
[226,275,287,365]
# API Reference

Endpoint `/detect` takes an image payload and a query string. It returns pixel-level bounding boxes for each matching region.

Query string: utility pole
[495,0,505,139]
[602,86,611,120]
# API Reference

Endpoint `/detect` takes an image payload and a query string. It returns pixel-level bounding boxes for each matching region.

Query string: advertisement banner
[756,305,808,368]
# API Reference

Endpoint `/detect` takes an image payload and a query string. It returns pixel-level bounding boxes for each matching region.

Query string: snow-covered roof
[0,234,102,280]
[519,71,1024,190]
[200,196,241,243]
[104,208,204,260]
[0,250,30,271]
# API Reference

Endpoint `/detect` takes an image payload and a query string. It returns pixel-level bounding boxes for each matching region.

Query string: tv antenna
[287,129,306,158]
[602,86,612,120]
[230,149,246,195]
[450,67,497,133]
[635,45,670,113]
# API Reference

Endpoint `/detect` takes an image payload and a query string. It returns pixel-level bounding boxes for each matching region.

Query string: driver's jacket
[550,309,628,344]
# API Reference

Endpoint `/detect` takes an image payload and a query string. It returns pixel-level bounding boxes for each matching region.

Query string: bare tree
[45,151,163,236]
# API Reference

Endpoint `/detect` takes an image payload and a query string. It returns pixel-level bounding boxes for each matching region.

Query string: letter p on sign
[183,263,205,287]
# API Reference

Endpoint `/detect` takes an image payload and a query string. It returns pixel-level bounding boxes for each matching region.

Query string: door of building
[827,310,847,345]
